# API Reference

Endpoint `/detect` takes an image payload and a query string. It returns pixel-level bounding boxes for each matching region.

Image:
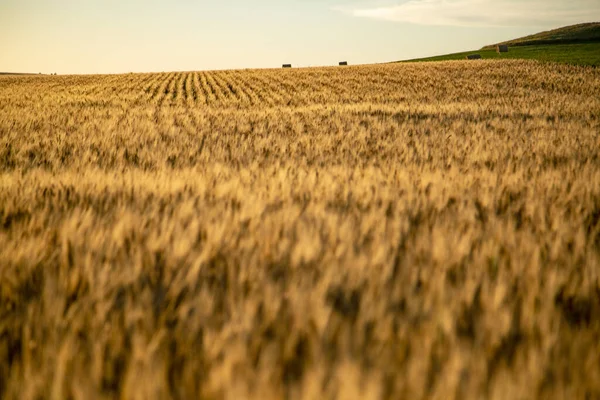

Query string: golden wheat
[1,60,600,399]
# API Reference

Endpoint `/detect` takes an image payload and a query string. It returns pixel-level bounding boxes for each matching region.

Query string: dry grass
[1,60,600,399]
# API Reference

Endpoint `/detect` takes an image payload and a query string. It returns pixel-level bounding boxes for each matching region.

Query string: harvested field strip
[177,72,189,104]
[219,71,253,105]
[212,71,243,104]
[209,71,235,103]
[153,73,177,109]
[196,72,214,105]
[249,73,288,106]
[122,74,163,108]
[144,73,167,98]
[298,71,350,99]
[190,71,206,106]
[223,72,255,106]
[202,71,227,103]
[167,72,183,104]
[159,73,177,104]
[238,73,270,106]
[148,72,175,103]
[178,76,206,141]
[134,73,157,94]
[173,72,186,103]
[213,71,240,103]
[268,71,305,101]
[199,72,219,104]
[235,72,274,107]
[184,72,197,105]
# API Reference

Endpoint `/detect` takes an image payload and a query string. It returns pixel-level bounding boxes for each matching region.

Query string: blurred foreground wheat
[1,61,600,399]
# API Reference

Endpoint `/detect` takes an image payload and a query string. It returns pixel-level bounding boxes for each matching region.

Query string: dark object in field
[466,54,482,60]
[339,61,348,66]
[282,64,292,68]
[554,288,595,328]
[497,45,509,53]
[326,285,361,322]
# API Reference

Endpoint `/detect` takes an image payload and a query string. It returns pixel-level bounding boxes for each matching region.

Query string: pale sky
[1,0,599,74]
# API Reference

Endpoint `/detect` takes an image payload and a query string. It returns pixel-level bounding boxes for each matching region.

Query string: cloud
[335,0,600,27]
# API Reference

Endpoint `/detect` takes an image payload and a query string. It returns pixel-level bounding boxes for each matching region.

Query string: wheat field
[1,60,600,399]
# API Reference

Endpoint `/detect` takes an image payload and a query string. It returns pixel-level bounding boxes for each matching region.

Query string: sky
[1,0,599,74]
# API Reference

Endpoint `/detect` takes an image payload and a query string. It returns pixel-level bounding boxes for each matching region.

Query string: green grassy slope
[399,22,600,66]
[482,22,600,49]
[401,43,600,66]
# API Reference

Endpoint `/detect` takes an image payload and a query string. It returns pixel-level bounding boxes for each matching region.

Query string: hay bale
[339,61,348,66]
[282,64,292,68]
[466,54,482,60]
[497,44,509,53]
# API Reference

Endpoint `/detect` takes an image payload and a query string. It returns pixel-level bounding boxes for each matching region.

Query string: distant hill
[0,72,40,76]
[399,22,600,66]
[482,22,600,49]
